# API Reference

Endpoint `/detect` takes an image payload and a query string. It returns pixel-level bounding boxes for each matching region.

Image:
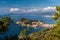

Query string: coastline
[16,20,55,28]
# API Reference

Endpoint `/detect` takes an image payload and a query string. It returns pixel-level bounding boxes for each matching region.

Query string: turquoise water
[0,14,55,39]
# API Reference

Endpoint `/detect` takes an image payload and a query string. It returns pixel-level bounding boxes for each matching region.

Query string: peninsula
[16,18,55,28]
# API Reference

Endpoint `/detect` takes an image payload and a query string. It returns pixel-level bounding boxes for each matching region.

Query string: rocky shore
[16,18,55,28]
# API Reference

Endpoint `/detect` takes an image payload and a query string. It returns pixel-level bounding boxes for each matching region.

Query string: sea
[0,12,55,39]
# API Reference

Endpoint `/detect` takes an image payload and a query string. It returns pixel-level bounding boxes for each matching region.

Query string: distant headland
[16,18,55,28]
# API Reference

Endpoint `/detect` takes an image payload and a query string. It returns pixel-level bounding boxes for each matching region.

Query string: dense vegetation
[1,6,60,40]
[18,6,60,40]
[19,18,43,25]
[20,29,28,37]
[0,16,13,32]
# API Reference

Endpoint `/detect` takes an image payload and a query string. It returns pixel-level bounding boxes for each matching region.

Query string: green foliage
[0,16,13,32]
[53,6,60,26]
[19,18,42,25]
[22,26,60,40]
[25,21,32,25]
[19,6,60,40]
[56,18,60,26]
[20,18,27,22]
[20,29,28,36]
[53,6,60,21]
[53,12,59,20]
[56,6,60,12]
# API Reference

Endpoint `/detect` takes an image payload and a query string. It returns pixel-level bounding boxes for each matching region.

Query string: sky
[0,0,60,14]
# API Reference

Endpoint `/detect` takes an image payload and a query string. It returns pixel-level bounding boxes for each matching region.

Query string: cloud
[26,6,55,13]
[42,15,54,17]
[43,6,55,10]
[9,8,40,13]
[1,6,53,14]
[42,7,56,12]
[10,8,20,12]
[10,6,55,13]
[26,8,40,13]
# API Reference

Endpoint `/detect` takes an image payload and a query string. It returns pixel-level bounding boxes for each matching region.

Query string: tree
[56,6,60,12]
[20,29,28,36]
[53,6,60,26]
[53,12,59,20]
[20,18,27,22]
[0,16,13,32]
[19,6,60,40]
[55,18,60,26]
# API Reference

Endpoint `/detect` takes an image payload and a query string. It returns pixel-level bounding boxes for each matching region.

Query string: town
[16,18,55,28]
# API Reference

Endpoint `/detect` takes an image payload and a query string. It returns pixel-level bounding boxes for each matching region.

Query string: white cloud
[43,6,55,10]
[10,8,20,12]
[9,6,55,13]
[26,6,55,13]
[43,15,54,17]
[26,8,40,13]
[42,6,55,12]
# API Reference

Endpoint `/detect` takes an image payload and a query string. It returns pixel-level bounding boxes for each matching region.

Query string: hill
[19,6,60,40]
